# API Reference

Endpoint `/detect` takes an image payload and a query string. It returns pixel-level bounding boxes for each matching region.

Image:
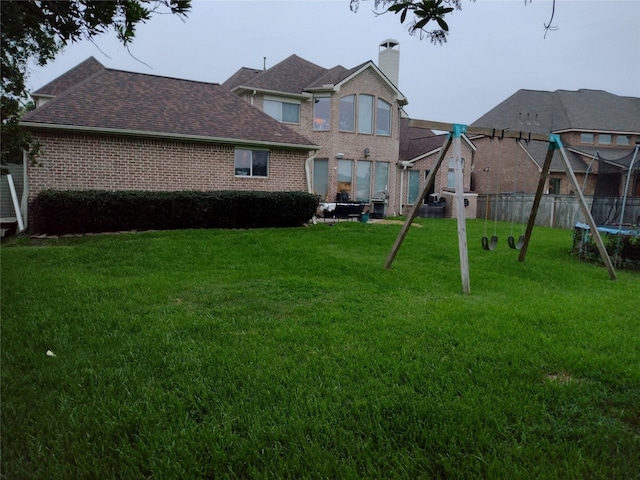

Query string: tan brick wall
[245,67,402,213]
[28,132,312,224]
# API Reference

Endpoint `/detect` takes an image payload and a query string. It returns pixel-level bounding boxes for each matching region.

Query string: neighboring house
[470,89,640,197]
[398,117,477,219]
[223,40,409,217]
[20,58,318,231]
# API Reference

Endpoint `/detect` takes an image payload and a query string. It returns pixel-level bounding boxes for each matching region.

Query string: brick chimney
[378,39,400,87]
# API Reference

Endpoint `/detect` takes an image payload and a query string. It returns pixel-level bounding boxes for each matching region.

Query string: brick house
[222,40,410,217]
[469,89,640,197]
[20,58,318,231]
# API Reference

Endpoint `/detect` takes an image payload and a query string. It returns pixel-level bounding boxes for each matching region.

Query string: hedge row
[34,190,319,235]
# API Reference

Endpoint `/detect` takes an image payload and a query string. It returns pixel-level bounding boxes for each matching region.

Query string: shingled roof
[472,89,640,134]
[32,56,105,98]
[22,62,317,150]
[224,54,407,104]
[399,117,441,161]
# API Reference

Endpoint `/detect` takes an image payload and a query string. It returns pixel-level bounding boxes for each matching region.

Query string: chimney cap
[380,39,399,49]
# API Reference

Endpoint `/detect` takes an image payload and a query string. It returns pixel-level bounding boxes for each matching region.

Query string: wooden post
[554,135,617,280]
[452,124,470,294]
[518,142,555,262]
[384,134,452,269]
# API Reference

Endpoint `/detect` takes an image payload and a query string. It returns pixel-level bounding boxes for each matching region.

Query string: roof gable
[22,64,317,149]
[32,56,105,98]
[231,54,327,95]
[225,55,407,104]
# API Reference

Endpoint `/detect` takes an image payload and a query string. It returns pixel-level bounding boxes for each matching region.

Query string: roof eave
[20,122,319,151]
[232,85,314,100]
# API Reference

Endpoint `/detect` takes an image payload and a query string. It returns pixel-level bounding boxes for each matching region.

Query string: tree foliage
[1,0,191,166]
[350,0,472,44]
[351,0,558,43]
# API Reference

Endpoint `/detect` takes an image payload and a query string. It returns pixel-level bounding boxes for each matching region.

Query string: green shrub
[34,190,318,234]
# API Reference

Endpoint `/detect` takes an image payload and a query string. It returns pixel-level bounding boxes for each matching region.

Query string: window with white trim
[408,170,420,204]
[313,96,330,131]
[264,99,300,124]
[356,160,372,202]
[339,95,355,132]
[235,148,269,177]
[376,99,391,135]
[358,94,374,134]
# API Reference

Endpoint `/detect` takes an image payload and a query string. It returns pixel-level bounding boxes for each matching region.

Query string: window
[599,134,612,145]
[548,178,561,194]
[376,99,391,135]
[264,99,300,124]
[313,158,329,200]
[356,161,372,202]
[374,162,389,195]
[337,159,353,200]
[580,133,594,144]
[408,170,420,204]
[358,94,374,134]
[339,95,355,132]
[447,157,464,189]
[313,96,330,131]
[235,148,269,177]
[617,135,630,146]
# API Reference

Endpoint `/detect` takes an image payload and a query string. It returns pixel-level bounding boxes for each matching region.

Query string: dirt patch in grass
[370,219,423,227]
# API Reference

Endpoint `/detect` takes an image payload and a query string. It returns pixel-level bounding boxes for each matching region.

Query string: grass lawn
[2,218,639,479]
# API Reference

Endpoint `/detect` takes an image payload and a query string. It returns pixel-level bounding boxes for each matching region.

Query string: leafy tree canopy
[350,0,473,44]
[1,0,191,166]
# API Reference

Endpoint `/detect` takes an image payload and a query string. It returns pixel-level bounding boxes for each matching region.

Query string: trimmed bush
[34,190,319,235]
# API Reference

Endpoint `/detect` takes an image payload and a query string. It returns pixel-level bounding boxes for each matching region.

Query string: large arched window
[358,95,374,134]
[339,95,355,132]
[376,99,391,136]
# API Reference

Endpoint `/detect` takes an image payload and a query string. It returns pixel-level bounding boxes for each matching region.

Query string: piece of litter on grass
[46,350,56,357]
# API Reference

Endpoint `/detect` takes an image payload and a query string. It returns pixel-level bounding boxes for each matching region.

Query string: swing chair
[508,139,526,250]
[482,130,501,251]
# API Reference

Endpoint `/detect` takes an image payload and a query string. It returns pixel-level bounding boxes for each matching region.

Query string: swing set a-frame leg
[518,141,554,263]
[384,134,452,269]
[519,135,617,280]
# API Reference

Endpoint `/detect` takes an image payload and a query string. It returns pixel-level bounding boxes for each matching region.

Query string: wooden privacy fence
[476,194,639,230]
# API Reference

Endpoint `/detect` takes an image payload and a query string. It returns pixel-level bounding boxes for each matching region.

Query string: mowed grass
[1,218,639,479]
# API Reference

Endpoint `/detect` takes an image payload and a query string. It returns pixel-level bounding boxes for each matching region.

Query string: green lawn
[2,219,639,479]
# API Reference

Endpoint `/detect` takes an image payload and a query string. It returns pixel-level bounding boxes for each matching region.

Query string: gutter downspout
[21,150,28,230]
[305,152,317,224]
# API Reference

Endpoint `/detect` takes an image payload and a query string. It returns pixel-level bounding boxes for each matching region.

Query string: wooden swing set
[385,120,617,294]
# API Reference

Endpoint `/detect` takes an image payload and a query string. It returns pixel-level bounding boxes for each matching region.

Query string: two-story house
[222,40,409,217]
[470,89,640,198]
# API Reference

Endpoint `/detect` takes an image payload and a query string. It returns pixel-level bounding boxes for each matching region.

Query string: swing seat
[481,235,498,251]
[508,235,525,250]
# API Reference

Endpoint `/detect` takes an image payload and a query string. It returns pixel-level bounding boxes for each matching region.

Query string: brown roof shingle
[22,65,317,149]
[32,56,105,97]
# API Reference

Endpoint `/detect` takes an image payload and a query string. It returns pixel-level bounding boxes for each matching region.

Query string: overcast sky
[26,0,640,125]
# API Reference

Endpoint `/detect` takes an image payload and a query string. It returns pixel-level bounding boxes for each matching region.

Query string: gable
[32,56,105,98]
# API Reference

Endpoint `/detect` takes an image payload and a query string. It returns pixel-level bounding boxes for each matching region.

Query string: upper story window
[339,95,355,132]
[313,96,330,131]
[598,134,612,145]
[617,135,630,146]
[376,99,391,136]
[235,148,269,177]
[264,98,300,124]
[580,133,594,144]
[358,94,374,134]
